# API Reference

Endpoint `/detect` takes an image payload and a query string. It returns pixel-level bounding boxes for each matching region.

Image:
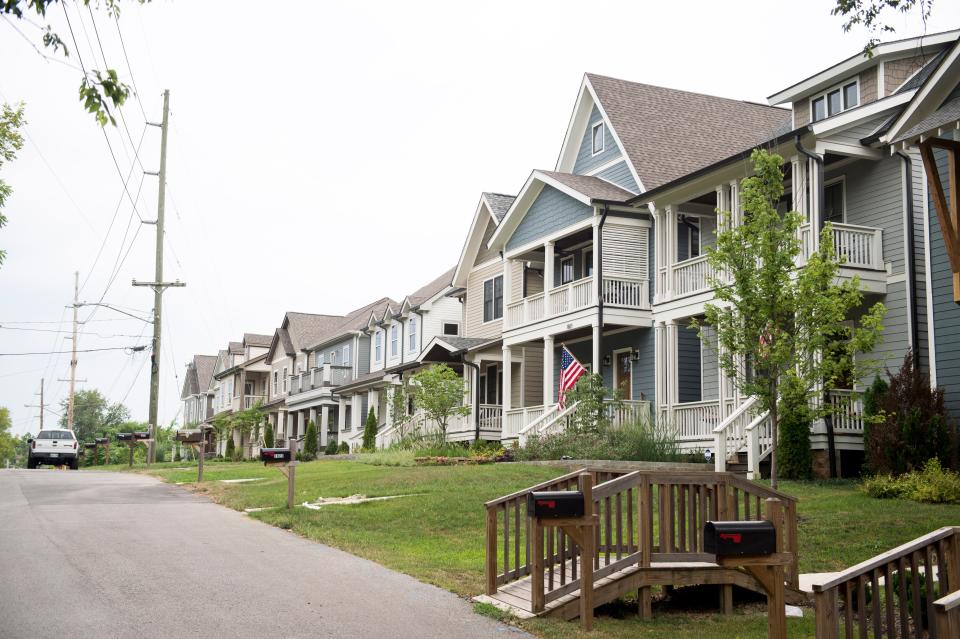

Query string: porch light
[631,349,640,362]
[602,355,611,367]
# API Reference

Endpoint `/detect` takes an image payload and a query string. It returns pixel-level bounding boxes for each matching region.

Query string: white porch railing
[671,399,721,441]
[504,405,550,440]
[671,255,716,298]
[478,404,502,432]
[827,389,865,433]
[799,222,884,270]
[713,396,759,471]
[602,276,649,308]
[515,399,652,444]
[243,395,265,409]
[506,275,651,329]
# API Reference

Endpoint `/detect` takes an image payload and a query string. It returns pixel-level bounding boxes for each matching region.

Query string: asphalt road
[0,469,525,639]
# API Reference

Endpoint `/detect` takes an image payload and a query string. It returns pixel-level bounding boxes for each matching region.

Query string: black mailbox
[84,442,97,449]
[94,437,109,445]
[175,430,202,443]
[261,448,292,464]
[116,432,134,441]
[133,431,151,440]
[527,491,585,519]
[704,520,777,556]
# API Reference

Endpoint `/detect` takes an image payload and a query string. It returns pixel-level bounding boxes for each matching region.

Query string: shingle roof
[194,355,218,392]
[586,73,790,191]
[306,297,399,350]
[277,327,295,357]
[894,95,960,143]
[407,267,455,307]
[437,336,500,352]
[285,312,345,352]
[228,341,244,355]
[538,170,636,202]
[896,48,949,94]
[243,333,273,348]
[483,193,515,222]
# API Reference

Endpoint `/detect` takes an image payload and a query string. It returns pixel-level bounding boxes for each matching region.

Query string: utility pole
[67,272,79,429]
[134,89,185,464]
[24,378,45,432]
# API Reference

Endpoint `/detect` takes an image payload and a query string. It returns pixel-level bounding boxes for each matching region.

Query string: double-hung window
[560,256,574,284]
[810,79,859,123]
[272,371,278,395]
[591,121,604,155]
[375,331,383,362]
[343,343,351,364]
[390,324,398,357]
[483,275,503,322]
[282,367,288,393]
[408,317,417,352]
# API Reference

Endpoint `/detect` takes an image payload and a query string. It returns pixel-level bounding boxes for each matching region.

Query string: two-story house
[179,354,217,453]
[209,333,273,456]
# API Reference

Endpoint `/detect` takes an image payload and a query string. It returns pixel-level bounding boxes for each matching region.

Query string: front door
[615,351,632,400]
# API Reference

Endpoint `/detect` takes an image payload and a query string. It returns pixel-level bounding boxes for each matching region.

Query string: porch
[289,364,354,395]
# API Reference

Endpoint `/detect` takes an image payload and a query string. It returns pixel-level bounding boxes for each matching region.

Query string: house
[208,333,273,456]
[179,354,217,454]
[261,312,346,445]
[335,268,462,447]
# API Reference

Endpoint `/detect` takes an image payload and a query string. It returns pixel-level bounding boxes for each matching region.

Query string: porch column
[807,158,821,251]
[729,180,740,228]
[655,323,667,415]
[666,320,679,411]
[337,396,346,435]
[665,205,678,300]
[543,335,555,406]
[308,407,318,429]
[544,240,555,292]
[370,390,380,421]
[503,256,513,306]
[384,385,394,428]
[351,395,362,431]
[592,217,601,303]
[502,346,512,413]
[320,405,330,447]
[653,207,665,303]
[592,322,601,376]
[286,411,295,440]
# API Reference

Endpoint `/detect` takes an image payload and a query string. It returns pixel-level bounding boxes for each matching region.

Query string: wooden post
[128,442,134,467]
[638,475,652,619]
[784,501,799,589]
[531,517,544,613]
[485,506,498,596]
[286,437,297,509]
[814,589,838,639]
[579,472,595,631]
[197,435,205,483]
[719,482,734,614]
[764,498,787,639]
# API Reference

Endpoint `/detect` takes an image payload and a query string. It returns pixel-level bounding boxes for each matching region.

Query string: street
[0,469,523,639]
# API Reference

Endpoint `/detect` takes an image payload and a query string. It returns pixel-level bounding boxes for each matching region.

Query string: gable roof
[285,312,345,352]
[242,333,273,348]
[228,341,244,355]
[581,74,790,192]
[307,297,399,350]
[452,192,515,288]
[193,355,217,394]
[885,37,960,145]
[406,266,456,308]
[537,170,636,202]
[483,193,515,223]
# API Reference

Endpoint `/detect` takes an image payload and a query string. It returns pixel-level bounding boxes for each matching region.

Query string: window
[315,352,324,367]
[272,371,278,394]
[343,343,351,364]
[443,322,459,336]
[282,367,288,392]
[375,331,383,361]
[560,256,574,284]
[330,350,338,365]
[824,179,845,223]
[591,121,604,155]
[583,249,594,278]
[810,79,859,122]
[408,317,418,352]
[390,324,398,356]
[483,275,503,322]
[38,430,74,440]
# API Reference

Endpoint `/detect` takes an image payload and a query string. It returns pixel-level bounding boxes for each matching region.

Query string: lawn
[103,460,960,639]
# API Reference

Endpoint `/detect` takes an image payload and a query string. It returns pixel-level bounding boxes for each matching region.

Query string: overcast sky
[2,0,958,436]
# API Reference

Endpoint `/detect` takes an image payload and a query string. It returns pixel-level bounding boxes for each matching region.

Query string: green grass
[109,461,960,639]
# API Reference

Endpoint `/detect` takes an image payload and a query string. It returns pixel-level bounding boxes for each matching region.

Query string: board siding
[573,104,622,174]
[677,323,702,403]
[929,147,960,418]
[465,260,504,339]
[595,160,639,193]
[507,185,593,252]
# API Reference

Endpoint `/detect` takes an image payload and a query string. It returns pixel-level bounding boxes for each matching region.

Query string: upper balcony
[502,220,652,335]
[288,364,353,397]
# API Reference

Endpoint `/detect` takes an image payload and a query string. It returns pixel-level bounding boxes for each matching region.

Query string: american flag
[558,345,586,408]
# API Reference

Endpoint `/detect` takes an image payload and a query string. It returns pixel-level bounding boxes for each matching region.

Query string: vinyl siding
[595,160,639,193]
[475,215,500,266]
[701,325,719,401]
[908,149,930,372]
[573,105,622,174]
[465,260,504,339]
[833,155,904,273]
[824,114,891,148]
[522,346,544,407]
[677,323,702,403]
[507,185,593,252]
[419,296,463,358]
[550,329,654,404]
[929,146,960,418]
[357,334,371,375]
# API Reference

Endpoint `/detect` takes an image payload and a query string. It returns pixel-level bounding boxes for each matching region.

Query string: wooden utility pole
[24,378,46,431]
[67,272,78,429]
[134,89,184,463]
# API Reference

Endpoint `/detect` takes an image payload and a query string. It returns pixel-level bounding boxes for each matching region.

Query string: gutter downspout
[597,204,610,374]
[460,357,482,442]
[796,135,836,478]
[896,150,921,369]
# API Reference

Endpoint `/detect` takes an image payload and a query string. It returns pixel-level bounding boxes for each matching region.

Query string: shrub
[337,441,349,454]
[357,450,416,467]
[324,439,338,456]
[864,353,955,474]
[225,436,235,460]
[303,421,318,461]
[263,423,274,449]
[517,417,685,462]
[777,374,813,480]
[173,446,181,462]
[362,408,378,451]
[862,459,960,504]
[565,373,622,433]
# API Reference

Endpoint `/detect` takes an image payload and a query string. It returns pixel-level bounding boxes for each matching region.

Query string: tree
[362,408,378,451]
[59,389,129,444]
[0,102,25,268]
[263,422,274,449]
[0,407,16,466]
[832,0,935,57]
[410,364,471,439]
[698,149,885,488]
[2,1,150,127]
[388,383,413,440]
[303,420,318,460]
[564,374,623,433]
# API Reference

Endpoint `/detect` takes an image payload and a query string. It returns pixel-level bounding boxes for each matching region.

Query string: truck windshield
[37,431,74,440]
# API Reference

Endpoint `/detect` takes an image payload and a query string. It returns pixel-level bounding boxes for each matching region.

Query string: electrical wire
[0,345,147,356]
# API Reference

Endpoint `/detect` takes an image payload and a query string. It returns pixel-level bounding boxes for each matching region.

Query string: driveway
[0,469,524,638]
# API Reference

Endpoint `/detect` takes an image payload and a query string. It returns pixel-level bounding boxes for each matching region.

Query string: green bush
[777,374,812,480]
[862,459,960,504]
[337,441,349,454]
[263,423,274,449]
[517,418,685,462]
[225,436,235,460]
[303,421,318,460]
[324,439,338,456]
[357,449,416,467]
[362,408,378,451]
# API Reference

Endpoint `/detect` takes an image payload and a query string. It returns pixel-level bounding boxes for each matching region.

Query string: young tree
[362,408,378,451]
[388,383,413,439]
[303,420,318,460]
[410,364,471,439]
[565,374,623,433]
[263,422,274,449]
[0,102,25,267]
[699,149,885,488]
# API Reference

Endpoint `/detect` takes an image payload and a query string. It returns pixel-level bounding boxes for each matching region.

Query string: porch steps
[725,451,770,478]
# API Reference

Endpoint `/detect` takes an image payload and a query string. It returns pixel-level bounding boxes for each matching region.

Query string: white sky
[2,0,959,437]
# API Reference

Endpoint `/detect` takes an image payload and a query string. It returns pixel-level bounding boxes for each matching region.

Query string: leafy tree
[832,0,935,57]
[362,408,378,451]
[225,435,235,461]
[0,102,25,267]
[1,1,150,126]
[211,414,232,457]
[389,383,413,439]
[303,420,318,460]
[410,364,471,438]
[15,432,33,467]
[58,389,130,444]
[776,374,813,480]
[697,149,885,488]
[564,373,623,433]
[263,422,274,449]
[0,407,16,466]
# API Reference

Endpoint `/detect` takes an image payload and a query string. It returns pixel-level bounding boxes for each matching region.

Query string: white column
[729,180,740,228]
[655,323,666,414]
[544,241,555,293]
[308,407,318,429]
[384,385,394,427]
[338,396,346,436]
[370,390,380,421]
[543,335,555,406]
[320,405,330,446]
[666,320,679,410]
[807,158,821,252]
[665,205,678,300]
[351,395,362,431]
[592,322,601,375]
[502,346,512,413]
[503,256,513,306]
[286,412,294,440]
[592,217,601,303]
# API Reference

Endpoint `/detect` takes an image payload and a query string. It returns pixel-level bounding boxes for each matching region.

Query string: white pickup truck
[28,429,79,469]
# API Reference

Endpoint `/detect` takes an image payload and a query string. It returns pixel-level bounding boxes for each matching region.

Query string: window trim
[442,321,460,337]
[375,330,383,362]
[282,367,288,393]
[482,275,503,323]
[582,248,594,278]
[408,317,418,352]
[809,78,860,123]
[591,121,605,156]
[390,323,398,357]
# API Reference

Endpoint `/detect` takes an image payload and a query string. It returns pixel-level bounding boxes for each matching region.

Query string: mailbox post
[94,437,109,465]
[116,432,152,467]
[260,437,297,509]
[175,429,206,482]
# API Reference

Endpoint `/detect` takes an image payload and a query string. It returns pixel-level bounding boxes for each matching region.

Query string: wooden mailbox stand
[174,428,209,482]
[117,433,152,467]
[262,438,298,509]
[531,472,599,631]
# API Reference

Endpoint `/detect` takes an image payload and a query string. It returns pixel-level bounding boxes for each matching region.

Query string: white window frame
[809,78,860,123]
[591,121,605,156]
[390,324,398,357]
[343,343,351,364]
[272,371,278,395]
[582,247,594,278]
[482,275,503,323]
[408,317,418,352]
[282,367,288,393]
[560,255,575,284]
[824,176,847,224]
[375,331,383,362]
[443,321,460,336]
[330,349,338,366]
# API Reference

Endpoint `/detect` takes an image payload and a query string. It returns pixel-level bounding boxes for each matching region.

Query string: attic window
[810,79,859,122]
[591,121,604,155]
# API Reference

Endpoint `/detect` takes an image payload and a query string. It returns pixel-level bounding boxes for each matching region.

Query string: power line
[0,345,147,357]
[0,325,149,338]
[114,13,148,121]
[119,351,150,405]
